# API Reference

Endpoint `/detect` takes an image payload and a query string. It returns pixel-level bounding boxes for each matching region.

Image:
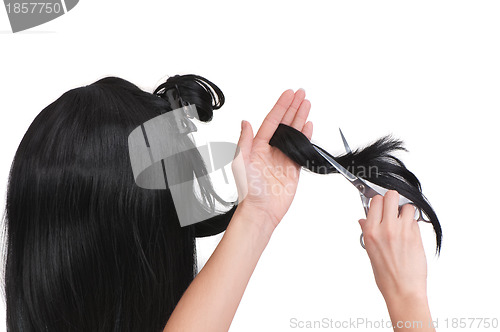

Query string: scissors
[313,129,426,249]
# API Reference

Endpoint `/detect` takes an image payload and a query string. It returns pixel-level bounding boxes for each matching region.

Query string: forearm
[164,205,274,332]
[385,294,435,332]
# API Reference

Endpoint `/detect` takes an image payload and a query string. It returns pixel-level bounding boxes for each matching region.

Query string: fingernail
[241,120,245,130]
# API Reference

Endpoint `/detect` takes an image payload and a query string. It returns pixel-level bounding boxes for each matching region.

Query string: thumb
[235,120,254,159]
[232,120,253,204]
[358,218,367,231]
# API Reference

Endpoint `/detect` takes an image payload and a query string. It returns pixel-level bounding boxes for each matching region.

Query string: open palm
[231,89,313,229]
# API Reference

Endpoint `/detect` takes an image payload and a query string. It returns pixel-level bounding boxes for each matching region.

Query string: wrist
[384,292,434,331]
[385,291,429,313]
[233,202,276,240]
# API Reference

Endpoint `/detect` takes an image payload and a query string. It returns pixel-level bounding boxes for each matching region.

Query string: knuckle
[385,229,396,241]
[403,203,416,213]
[363,229,377,244]
[369,195,384,211]
[386,190,399,200]
[372,195,383,203]
[402,205,417,221]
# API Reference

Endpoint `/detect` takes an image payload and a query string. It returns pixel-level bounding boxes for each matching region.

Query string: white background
[1,1,499,331]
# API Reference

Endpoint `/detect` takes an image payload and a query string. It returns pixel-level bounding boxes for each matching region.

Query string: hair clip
[157,84,197,134]
[163,85,197,119]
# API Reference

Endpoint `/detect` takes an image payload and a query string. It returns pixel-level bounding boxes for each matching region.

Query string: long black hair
[3,74,441,331]
[4,75,235,332]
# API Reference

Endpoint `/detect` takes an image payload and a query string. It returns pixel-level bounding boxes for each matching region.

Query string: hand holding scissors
[313,129,426,249]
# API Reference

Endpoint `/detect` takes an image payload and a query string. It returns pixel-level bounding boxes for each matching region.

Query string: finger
[302,121,313,140]
[409,219,424,247]
[291,99,311,131]
[255,89,294,143]
[399,204,417,223]
[235,120,254,159]
[281,89,306,126]
[382,190,400,224]
[366,195,384,226]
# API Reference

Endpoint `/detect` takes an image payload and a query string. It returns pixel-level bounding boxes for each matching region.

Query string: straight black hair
[4,74,441,332]
[4,75,235,332]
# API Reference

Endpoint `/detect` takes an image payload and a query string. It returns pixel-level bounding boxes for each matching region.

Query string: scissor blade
[339,128,352,154]
[313,145,386,199]
[313,145,357,181]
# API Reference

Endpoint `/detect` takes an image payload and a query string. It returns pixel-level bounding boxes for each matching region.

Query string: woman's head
[4,75,235,331]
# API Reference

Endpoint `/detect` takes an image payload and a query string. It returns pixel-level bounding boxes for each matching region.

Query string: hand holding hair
[165,89,313,331]
[232,88,313,229]
[358,191,435,332]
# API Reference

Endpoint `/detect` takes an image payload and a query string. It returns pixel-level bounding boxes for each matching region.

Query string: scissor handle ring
[409,203,421,221]
[360,232,366,250]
